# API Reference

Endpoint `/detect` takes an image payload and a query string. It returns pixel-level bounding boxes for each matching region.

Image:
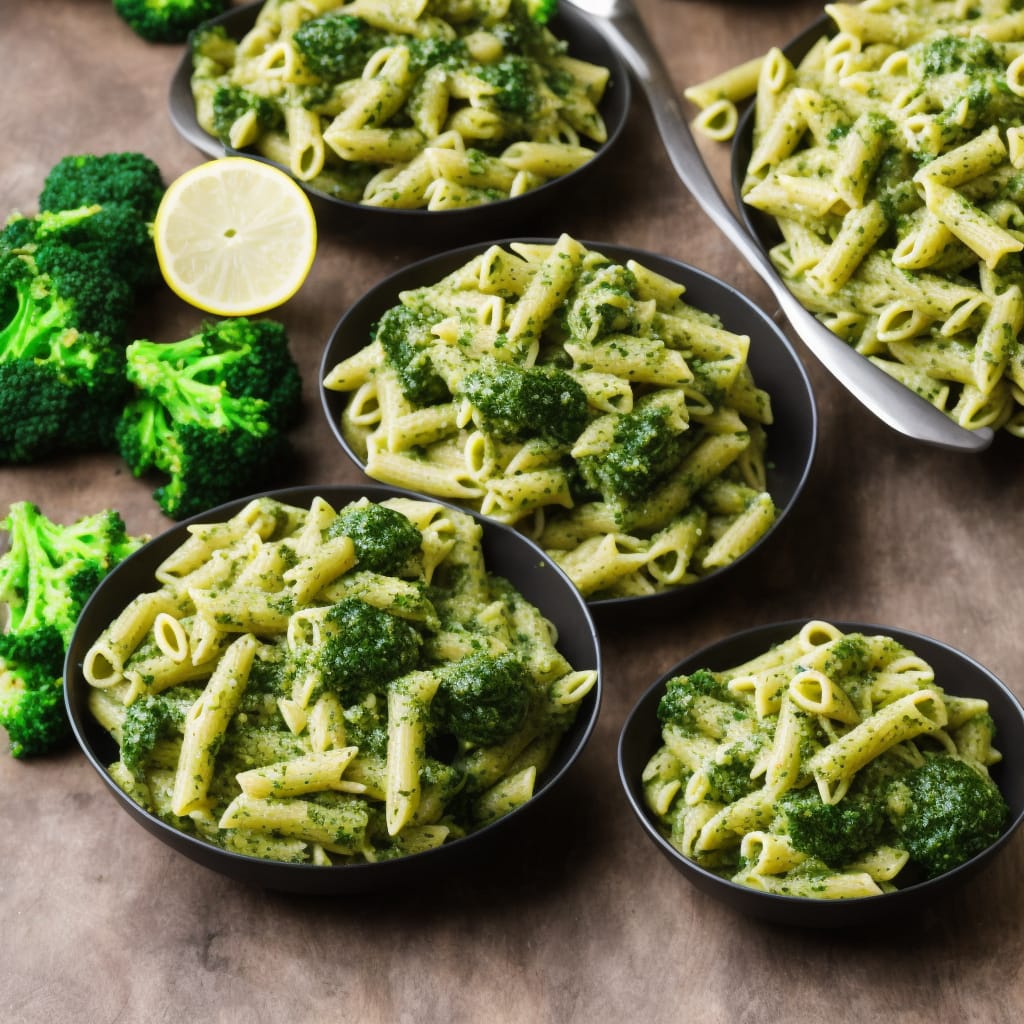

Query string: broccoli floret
[0,502,144,641]
[39,152,165,222]
[292,13,393,82]
[475,56,541,115]
[705,737,763,804]
[375,303,451,406]
[0,627,69,758]
[432,651,532,747]
[7,203,159,295]
[457,358,589,445]
[0,153,165,463]
[577,405,688,502]
[211,85,285,147]
[115,317,303,519]
[776,786,887,867]
[187,317,303,431]
[492,0,563,59]
[0,502,145,758]
[314,598,423,704]
[119,691,196,774]
[524,0,558,23]
[887,755,1009,879]
[113,0,229,44]
[0,325,128,464]
[325,501,423,576]
[1,227,136,345]
[651,671,733,729]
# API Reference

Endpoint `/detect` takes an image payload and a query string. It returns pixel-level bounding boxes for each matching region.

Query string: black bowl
[618,619,1024,928]
[64,483,601,893]
[168,1,631,241]
[319,239,818,616]
[729,15,831,250]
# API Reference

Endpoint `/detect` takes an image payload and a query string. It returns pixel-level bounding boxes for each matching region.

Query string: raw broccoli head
[1,230,135,346]
[194,317,302,431]
[0,503,145,758]
[0,501,144,643]
[577,404,688,502]
[8,203,160,292]
[0,333,128,464]
[0,626,69,758]
[313,598,423,704]
[117,398,293,520]
[123,318,301,430]
[113,0,229,44]
[457,358,589,445]
[887,755,1009,879]
[116,317,303,519]
[325,501,423,576]
[432,650,532,747]
[38,152,165,221]
[292,13,393,81]
[375,303,451,406]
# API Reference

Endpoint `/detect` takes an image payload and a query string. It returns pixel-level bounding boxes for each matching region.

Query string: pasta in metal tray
[687,0,1024,436]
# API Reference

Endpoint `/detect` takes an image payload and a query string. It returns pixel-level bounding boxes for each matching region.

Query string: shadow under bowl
[65,483,601,894]
[319,239,818,620]
[618,618,1024,928]
[168,1,631,243]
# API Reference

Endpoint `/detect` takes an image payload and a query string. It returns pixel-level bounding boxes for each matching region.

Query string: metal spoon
[566,0,993,452]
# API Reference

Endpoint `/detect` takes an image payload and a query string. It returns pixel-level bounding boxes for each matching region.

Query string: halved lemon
[153,157,318,316]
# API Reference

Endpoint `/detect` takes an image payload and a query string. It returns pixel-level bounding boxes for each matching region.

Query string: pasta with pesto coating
[84,494,596,865]
[644,621,1009,898]
[325,235,779,600]
[688,0,1024,435]
[190,0,612,209]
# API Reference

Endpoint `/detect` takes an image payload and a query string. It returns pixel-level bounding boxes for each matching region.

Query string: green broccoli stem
[0,504,76,635]
[0,273,75,361]
[125,338,272,435]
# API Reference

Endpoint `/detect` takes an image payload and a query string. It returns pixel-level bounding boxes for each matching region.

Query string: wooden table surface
[2,1,1022,1021]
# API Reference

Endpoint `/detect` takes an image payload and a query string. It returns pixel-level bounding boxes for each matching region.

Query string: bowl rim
[617,617,1024,923]
[317,236,819,612]
[168,0,633,226]
[64,481,602,887]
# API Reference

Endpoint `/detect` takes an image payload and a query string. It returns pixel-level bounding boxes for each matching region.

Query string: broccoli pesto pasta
[189,0,613,209]
[643,621,1009,899]
[324,235,780,600]
[82,494,597,865]
[688,0,1024,436]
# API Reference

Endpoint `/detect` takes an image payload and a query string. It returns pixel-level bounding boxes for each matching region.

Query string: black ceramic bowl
[64,483,601,893]
[319,239,818,617]
[729,15,831,250]
[618,619,1024,928]
[169,1,631,240]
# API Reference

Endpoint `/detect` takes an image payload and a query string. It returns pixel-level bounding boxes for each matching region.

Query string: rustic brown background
[1,1,1022,1021]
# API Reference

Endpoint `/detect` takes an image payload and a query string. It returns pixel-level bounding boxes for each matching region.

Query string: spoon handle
[584,3,993,453]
